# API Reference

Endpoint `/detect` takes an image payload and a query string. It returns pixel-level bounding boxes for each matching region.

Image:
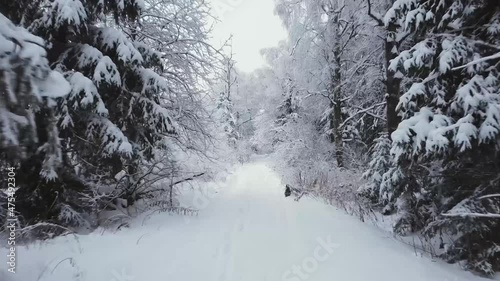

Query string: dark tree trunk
[385,25,402,137]
[366,0,403,138]
[329,12,344,168]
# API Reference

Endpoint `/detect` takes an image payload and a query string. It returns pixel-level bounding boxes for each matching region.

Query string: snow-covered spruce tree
[216,53,240,147]
[358,133,392,204]
[259,46,301,147]
[0,12,70,232]
[276,77,300,126]
[383,0,500,275]
[270,76,302,149]
[1,0,181,234]
[0,13,70,160]
[216,91,239,147]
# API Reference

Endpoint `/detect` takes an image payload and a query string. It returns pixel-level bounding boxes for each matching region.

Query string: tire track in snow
[217,185,252,281]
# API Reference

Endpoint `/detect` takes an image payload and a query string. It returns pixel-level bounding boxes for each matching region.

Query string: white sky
[209,0,288,73]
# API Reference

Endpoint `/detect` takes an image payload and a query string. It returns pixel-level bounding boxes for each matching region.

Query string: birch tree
[275,0,385,167]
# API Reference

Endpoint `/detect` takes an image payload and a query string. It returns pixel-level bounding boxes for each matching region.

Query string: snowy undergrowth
[0,175,227,281]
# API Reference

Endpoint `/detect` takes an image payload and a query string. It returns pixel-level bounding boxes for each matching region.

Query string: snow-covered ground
[1,163,490,281]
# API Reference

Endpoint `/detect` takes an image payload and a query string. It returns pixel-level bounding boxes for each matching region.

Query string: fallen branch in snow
[159,206,199,216]
[50,257,75,274]
[142,206,199,226]
[17,222,77,241]
[136,233,151,245]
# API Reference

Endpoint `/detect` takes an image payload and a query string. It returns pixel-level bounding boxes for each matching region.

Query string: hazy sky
[209,0,288,73]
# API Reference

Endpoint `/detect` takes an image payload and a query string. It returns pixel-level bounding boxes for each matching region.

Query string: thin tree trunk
[385,25,402,137]
[332,70,344,167]
[328,10,344,168]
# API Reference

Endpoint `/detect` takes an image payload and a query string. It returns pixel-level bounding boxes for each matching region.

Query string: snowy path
[2,163,487,281]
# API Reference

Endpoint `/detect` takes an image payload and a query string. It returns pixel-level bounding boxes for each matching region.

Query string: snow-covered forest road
[3,163,486,281]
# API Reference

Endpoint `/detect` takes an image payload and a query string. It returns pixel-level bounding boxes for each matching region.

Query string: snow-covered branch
[340,102,386,128]
[441,212,500,219]
[366,0,384,26]
[451,52,500,71]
